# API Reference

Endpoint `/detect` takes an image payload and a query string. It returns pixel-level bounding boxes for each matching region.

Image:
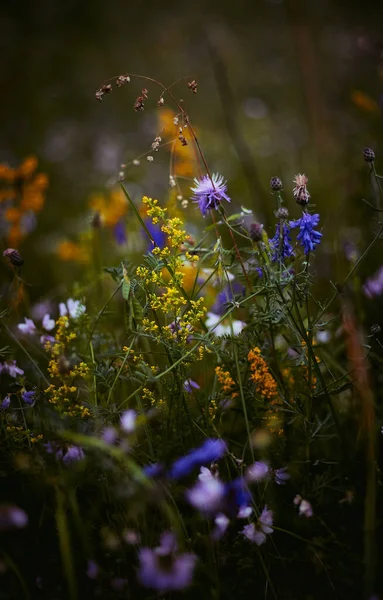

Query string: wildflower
[241,506,273,545]
[225,478,252,515]
[198,465,218,481]
[274,467,290,485]
[249,223,264,242]
[270,176,283,191]
[363,266,383,298]
[238,505,253,519]
[0,360,24,378]
[169,438,227,480]
[40,334,55,346]
[59,298,86,319]
[186,477,226,515]
[246,461,270,482]
[86,560,99,580]
[363,147,375,162]
[270,222,294,262]
[248,347,278,400]
[101,426,117,444]
[17,317,36,335]
[212,513,230,539]
[42,314,55,331]
[191,173,231,216]
[143,463,164,478]
[183,379,200,393]
[206,312,245,336]
[1,396,10,410]
[137,532,196,593]
[62,446,85,465]
[3,248,24,267]
[290,212,322,255]
[293,174,310,206]
[188,80,198,94]
[294,495,313,517]
[215,366,238,398]
[0,505,28,532]
[113,220,127,245]
[211,282,245,316]
[22,390,36,405]
[120,409,137,433]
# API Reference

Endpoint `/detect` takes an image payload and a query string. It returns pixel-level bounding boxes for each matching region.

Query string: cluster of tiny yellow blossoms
[5,425,43,445]
[209,397,218,421]
[136,197,206,348]
[142,387,164,408]
[215,366,238,398]
[44,316,90,418]
[248,347,278,401]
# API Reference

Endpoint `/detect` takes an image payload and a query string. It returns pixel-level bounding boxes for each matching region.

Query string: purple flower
[42,314,55,331]
[17,317,36,335]
[274,467,290,485]
[120,409,137,433]
[86,560,99,580]
[143,463,164,478]
[363,265,383,299]
[294,496,313,518]
[191,173,231,217]
[114,220,127,245]
[0,360,24,378]
[186,477,226,515]
[40,335,55,346]
[183,379,200,393]
[101,426,117,444]
[241,506,273,545]
[169,438,227,480]
[1,395,10,410]
[270,222,294,262]
[62,446,85,465]
[290,212,322,255]
[225,477,252,515]
[246,461,270,482]
[137,532,196,593]
[0,504,28,532]
[22,390,36,405]
[211,282,245,316]
[145,218,166,250]
[212,513,230,540]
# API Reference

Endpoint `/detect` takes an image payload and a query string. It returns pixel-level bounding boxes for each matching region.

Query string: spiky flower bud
[270,176,283,191]
[275,207,289,220]
[249,223,264,242]
[363,147,375,163]
[3,248,24,267]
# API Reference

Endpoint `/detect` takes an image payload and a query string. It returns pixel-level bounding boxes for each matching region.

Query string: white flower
[60,299,86,319]
[17,318,36,335]
[186,478,225,515]
[42,314,55,331]
[120,409,137,433]
[205,312,245,337]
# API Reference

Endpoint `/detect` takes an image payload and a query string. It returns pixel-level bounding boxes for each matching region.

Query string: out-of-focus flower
[274,467,290,485]
[210,283,245,316]
[293,174,310,206]
[212,513,230,539]
[191,173,231,216]
[42,314,55,331]
[270,222,294,262]
[101,426,117,445]
[62,446,85,465]
[290,212,322,255]
[246,461,270,482]
[294,495,313,517]
[137,532,196,593]
[241,506,273,545]
[113,220,127,245]
[363,265,383,299]
[143,463,164,478]
[183,379,200,393]
[59,298,85,319]
[89,188,127,228]
[169,438,227,480]
[0,396,10,410]
[225,478,252,515]
[237,505,253,518]
[186,477,226,515]
[22,390,36,405]
[86,560,99,580]
[205,312,246,336]
[0,505,28,532]
[17,318,36,335]
[56,240,90,264]
[0,360,24,378]
[120,409,137,433]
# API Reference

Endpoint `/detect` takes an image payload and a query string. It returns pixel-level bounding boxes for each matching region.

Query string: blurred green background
[1,0,383,299]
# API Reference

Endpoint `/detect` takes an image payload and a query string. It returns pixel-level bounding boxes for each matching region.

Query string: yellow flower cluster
[5,425,43,444]
[0,156,48,246]
[215,366,238,398]
[142,387,164,408]
[44,316,90,418]
[248,347,278,401]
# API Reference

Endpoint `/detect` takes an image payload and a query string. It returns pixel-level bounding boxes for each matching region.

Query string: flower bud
[249,223,264,242]
[363,147,375,163]
[270,176,283,191]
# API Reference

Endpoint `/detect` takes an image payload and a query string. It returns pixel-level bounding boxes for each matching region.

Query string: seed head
[188,80,198,94]
[249,223,264,242]
[363,147,375,163]
[275,207,289,220]
[95,84,112,102]
[116,75,130,87]
[270,176,283,191]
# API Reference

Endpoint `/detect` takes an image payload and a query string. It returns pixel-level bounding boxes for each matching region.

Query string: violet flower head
[363,265,383,299]
[1,396,10,410]
[169,438,227,480]
[0,505,28,532]
[246,461,270,483]
[113,220,127,245]
[22,390,36,405]
[191,173,231,217]
[120,409,137,433]
[186,477,225,515]
[62,446,85,465]
[290,212,322,255]
[274,467,290,485]
[17,318,36,335]
[0,360,24,378]
[241,506,273,546]
[137,532,196,593]
[42,314,55,331]
[183,379,200,393]
[270,222,294,262]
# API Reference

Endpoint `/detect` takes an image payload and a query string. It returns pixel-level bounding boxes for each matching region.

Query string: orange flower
[89,188,127,227]
[56,240,90,264]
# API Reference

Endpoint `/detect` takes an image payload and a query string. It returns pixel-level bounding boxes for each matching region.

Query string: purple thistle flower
[290,212,322,255]
[270,222,294,262]
[137,532,196,593]
[169,438,227,480]
[191,173,231,217]
[241,505,273,546]
[22,390,36,405]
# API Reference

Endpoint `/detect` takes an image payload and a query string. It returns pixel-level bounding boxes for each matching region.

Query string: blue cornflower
[290,212,322,255]
[191,173,231,217]
[270,222,294,262]
[22,390,36,405]
[169,438,227,480]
